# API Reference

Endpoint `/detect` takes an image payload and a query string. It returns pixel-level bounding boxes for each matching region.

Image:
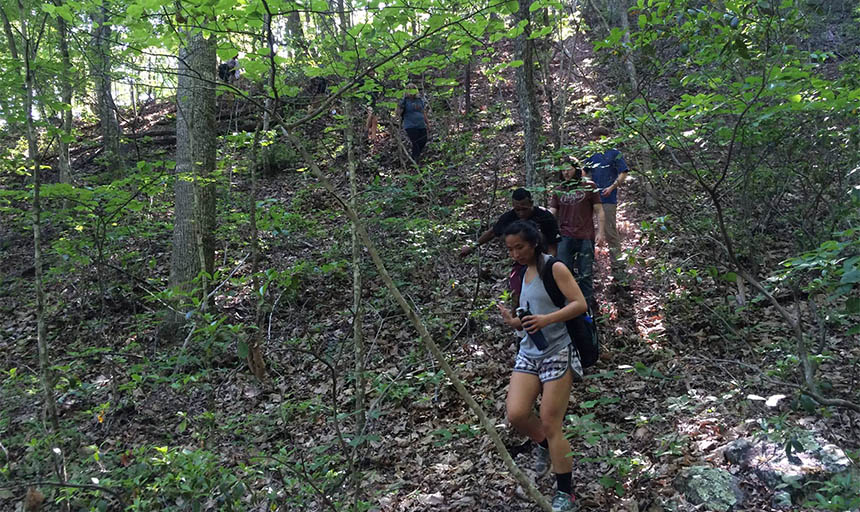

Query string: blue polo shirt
[585,149,628,204]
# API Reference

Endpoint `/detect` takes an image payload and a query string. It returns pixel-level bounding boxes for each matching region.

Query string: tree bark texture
[614,0,638,93]
[515,0,542,187]
[23,14,61,433]
[335,0,366,445]
[170,31,217,301]
[1,8,24,136]
[91,3,122,170]
[56,13,73,186]
[464,56,472,119]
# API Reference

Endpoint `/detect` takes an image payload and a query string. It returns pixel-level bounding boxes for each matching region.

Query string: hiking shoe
[533,444,550,477]
[551,491,578,511]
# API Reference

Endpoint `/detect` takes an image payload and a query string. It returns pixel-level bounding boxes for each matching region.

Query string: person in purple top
[584,126,629,275]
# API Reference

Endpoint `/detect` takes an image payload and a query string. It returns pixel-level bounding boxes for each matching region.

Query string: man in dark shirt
[459,188,559,301]
[459,188,560,258]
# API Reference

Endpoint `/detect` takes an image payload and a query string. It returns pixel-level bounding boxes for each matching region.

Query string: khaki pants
[602,203,623,266]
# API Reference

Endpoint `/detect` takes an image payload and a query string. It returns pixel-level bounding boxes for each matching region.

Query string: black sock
[538,439,549,450]
[556,472,572,495]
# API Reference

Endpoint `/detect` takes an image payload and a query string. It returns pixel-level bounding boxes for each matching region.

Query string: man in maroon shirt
[550,157,605,308]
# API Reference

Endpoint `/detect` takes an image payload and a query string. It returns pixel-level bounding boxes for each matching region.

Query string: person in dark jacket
[396,83,429,163]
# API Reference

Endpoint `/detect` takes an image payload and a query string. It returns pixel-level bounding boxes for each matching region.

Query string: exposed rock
[723,434,852,494]
[771,490,793,510]
[723,439,753,465]
[674,466,744,512]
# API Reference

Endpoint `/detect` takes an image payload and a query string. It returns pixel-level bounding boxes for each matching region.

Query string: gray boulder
[674,466,744,512]
[723,434,852,495]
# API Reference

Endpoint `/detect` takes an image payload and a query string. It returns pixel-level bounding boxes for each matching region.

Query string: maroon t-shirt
[550,179,601,239]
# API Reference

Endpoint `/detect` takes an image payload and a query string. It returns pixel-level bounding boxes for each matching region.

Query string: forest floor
[1,49,859,512]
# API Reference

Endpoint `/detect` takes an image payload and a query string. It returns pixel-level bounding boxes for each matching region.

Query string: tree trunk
[247,124,267,382]
[464,56,472,120]
[615,0,638,93]
[56,12,73,187]
[91,3,122,171]
[261,11,275,173]
[1,8,24,137]
[170,31,217,308]
[23,12,61,434]
[614,0,656,207]
[286,11,305,58]
[515,0,542,187]
[335,1,367,503]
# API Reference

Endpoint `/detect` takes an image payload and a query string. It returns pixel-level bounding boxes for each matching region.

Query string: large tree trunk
[614,0,656,207]
[1,8,24,137]
[615,0,637,93]
[170,31,217,308]
[286,11,305,58]
[515,0,542,187]
[91,3,122,171]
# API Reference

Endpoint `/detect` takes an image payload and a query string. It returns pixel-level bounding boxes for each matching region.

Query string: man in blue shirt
[584,127,629,275]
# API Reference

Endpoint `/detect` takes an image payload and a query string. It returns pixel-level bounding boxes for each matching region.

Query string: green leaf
[841,268,860,285]
[237,340,249,359]
[598,475,617,489]
[789,94,802,103]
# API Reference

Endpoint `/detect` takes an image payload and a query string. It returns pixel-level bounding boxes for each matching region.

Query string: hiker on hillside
[584,126,629,280]
[218,54,240,82]
[550,155,605,311]
[459,188,559,258]
[396,83,429,163]
[496,220,586,512]
[459,188,560,302]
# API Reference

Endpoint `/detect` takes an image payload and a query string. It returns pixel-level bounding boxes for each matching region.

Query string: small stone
[723,439,753,466]
[771,491,792,510]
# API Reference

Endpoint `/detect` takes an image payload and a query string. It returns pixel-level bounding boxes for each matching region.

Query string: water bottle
[516,302,548,350]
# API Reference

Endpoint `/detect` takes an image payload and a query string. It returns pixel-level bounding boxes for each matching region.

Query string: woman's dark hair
[503,220,546,277]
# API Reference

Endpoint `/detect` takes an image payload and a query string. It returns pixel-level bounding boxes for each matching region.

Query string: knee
[506,405,531,429]
[540,415,564,438]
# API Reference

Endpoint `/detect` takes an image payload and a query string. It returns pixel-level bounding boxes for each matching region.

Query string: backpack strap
[517,257,568,309]
[540,257,567,309]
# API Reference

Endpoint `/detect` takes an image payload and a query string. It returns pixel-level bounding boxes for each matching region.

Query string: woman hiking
[396,82,429,163]
[497,220,587,512]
